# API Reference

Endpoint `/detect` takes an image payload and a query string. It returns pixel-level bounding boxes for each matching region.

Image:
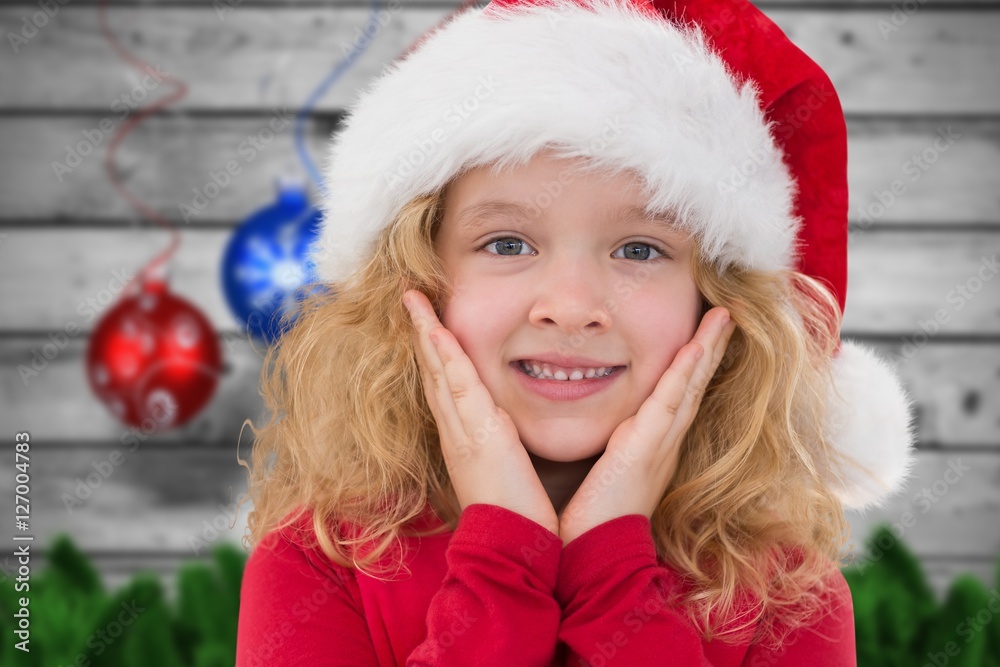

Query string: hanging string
[294,0,483,199]
[98,0,188,297]
[99,0,485,298]
[294,0,382,198]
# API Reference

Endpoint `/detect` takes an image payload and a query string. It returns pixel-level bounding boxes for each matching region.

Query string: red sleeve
[236,504,564,667]
[407,503,564,666]
[555,515,856,667]
[741,568,856,667]
[555,514,715,666]
[235,520,379,666]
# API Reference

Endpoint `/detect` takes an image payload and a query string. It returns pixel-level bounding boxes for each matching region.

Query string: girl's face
[434,149,703,463]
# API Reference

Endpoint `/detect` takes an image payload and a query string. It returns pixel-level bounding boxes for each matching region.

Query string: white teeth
[519,361,614,381]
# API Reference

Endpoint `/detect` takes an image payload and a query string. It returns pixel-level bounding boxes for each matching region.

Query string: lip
[510,360,624,401]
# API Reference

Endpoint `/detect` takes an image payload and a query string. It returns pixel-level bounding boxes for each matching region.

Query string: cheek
[440,286,515,371]
[625,286,701,375]
[442,281,510,333]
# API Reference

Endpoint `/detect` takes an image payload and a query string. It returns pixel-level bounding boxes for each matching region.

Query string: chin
[522,435,607,463]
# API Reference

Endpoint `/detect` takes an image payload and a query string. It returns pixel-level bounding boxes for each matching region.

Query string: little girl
[235,0,917,665]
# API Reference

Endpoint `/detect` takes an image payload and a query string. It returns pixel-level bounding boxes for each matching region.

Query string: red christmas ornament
[86,278,222,433]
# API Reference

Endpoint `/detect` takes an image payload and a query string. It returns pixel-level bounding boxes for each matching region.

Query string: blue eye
[613,241,672,262]
[477,236,671,261]
[479,236,535,257]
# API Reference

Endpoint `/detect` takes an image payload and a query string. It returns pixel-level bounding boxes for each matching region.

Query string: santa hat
[307,0,917,511]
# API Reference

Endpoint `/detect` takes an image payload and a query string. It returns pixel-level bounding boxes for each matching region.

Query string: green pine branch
[2,525,999,665]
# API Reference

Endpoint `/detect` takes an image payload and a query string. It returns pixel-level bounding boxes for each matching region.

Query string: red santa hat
[308,0,917,511]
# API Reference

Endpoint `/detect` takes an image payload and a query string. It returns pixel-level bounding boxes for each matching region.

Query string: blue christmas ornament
[221,177,325,344]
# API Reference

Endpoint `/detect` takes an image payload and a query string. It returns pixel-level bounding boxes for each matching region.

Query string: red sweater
[236,503,856,666]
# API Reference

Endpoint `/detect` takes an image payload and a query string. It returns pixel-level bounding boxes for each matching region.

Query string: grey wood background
[0,0,997,603]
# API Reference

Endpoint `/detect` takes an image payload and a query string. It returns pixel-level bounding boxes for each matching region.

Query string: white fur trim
[308,0,801,285]
[823,339,918,512]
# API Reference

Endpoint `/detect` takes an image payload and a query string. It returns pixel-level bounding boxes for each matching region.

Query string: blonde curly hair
[237,177,852,650]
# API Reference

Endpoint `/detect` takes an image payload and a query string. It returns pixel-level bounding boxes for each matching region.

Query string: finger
[405,295,441,418]
[404,292,467,445]
[661,312,737,444]
[404,293,516,459]
[629,309,732,446]
[404,292,454,441]
[404,291,505,468]
[426,324,512,458]
[701,310,737,377]
[412,329,443,420]
[687,311,736,403]
[626,340,705,448]
[679,311,730,400]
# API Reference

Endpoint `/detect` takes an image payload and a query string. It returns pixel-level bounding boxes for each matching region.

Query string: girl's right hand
[402,289,559,536]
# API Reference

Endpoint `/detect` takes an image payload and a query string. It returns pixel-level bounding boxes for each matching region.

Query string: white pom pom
[823,339,918,512]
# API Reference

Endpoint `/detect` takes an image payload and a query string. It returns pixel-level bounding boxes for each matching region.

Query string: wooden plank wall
[0,0,998,602]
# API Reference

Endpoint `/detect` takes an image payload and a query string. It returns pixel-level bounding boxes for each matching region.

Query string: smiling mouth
[513,360,625,381]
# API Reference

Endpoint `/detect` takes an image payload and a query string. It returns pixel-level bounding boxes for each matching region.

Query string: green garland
[0,536,241,667]
[2,524,999,665]
[843,524,1000,667]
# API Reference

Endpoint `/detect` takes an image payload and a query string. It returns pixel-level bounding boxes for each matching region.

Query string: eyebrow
[454,200,679,233]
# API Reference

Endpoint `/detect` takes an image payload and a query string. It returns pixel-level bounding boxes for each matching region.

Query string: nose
[526,251,613,334]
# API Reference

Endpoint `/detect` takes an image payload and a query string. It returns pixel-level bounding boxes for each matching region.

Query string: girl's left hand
[558,307,737,546]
